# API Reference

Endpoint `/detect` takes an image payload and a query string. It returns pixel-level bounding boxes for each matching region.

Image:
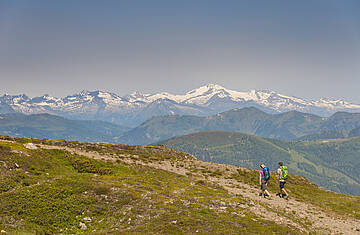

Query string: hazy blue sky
[1,1,360,102]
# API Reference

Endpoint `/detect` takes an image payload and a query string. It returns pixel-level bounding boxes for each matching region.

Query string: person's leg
[264,189,271,198]
[263,180,270,198]
[259,180,264,196]
[277,181,284,197]
[260,181,266,196]
[281,188,288,195]
[281,182,289,199]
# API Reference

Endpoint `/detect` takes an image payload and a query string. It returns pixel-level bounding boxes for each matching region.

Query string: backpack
[263,167,271,181]
[281,166,288,180]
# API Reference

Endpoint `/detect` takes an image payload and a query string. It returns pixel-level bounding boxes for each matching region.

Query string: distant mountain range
[2,84,360,127]
[158,130,360,195]
[119,107,360,145]
[2,107,360,145]
[0,113,130,143]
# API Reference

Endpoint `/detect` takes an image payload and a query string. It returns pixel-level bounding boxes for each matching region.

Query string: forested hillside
[0,113,130,142]
[119,108,360,145]
[159,131,360,195]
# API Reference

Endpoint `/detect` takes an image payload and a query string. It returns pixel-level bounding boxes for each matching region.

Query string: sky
[1,0,360,103]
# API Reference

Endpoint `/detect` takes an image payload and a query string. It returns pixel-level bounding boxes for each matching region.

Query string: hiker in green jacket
[276,162,289,200]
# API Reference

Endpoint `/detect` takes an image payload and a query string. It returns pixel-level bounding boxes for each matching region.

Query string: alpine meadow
[1,1,360,234]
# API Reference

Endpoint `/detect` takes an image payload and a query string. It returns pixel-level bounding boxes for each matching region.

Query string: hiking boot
[276,193,282,198]
[285,195,289,200]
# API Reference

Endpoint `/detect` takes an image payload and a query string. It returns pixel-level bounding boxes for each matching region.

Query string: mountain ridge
[2,107,360,146]
[2,84,360,126]
[0,113,130,142]
[118,107,360,145]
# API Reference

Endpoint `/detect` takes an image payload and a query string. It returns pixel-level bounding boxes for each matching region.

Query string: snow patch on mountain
[1,84,360,126]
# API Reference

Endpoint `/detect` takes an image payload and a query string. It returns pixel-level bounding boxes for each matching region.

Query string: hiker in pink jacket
[259,164,271,198]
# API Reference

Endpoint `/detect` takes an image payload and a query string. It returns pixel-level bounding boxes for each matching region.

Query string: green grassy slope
[119,115,205,145]
[0,137,298,234]
[119,107,360,145]
[159,131,360,195]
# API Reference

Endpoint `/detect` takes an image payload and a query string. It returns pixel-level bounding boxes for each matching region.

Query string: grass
[0,138,300,234]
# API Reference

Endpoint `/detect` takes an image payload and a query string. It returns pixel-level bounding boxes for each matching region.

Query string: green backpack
[281,166,288,180]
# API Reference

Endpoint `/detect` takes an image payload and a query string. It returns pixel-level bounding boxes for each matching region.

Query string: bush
[93,185,111,195]
[65,154,114,175]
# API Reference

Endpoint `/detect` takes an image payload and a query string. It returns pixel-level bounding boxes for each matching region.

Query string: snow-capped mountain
[1,84,360,127]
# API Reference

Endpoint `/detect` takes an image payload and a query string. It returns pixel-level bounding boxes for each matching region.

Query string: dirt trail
[38,144,360,234]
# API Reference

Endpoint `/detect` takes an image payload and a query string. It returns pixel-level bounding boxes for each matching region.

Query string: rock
[110,187,119,192]
[82,217,92,222]
[15,163,19,168]
[79,222,87,230]
[171,220,177,225]
[24,143,38,150]
[183,200,191,207]
[0,230,6,234]
[238,204,247,209]
[173,188,185,194]
[249,201,255,206]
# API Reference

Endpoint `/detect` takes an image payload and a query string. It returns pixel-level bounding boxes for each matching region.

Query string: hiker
[276,162,289,200]
[259,163,271,198]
